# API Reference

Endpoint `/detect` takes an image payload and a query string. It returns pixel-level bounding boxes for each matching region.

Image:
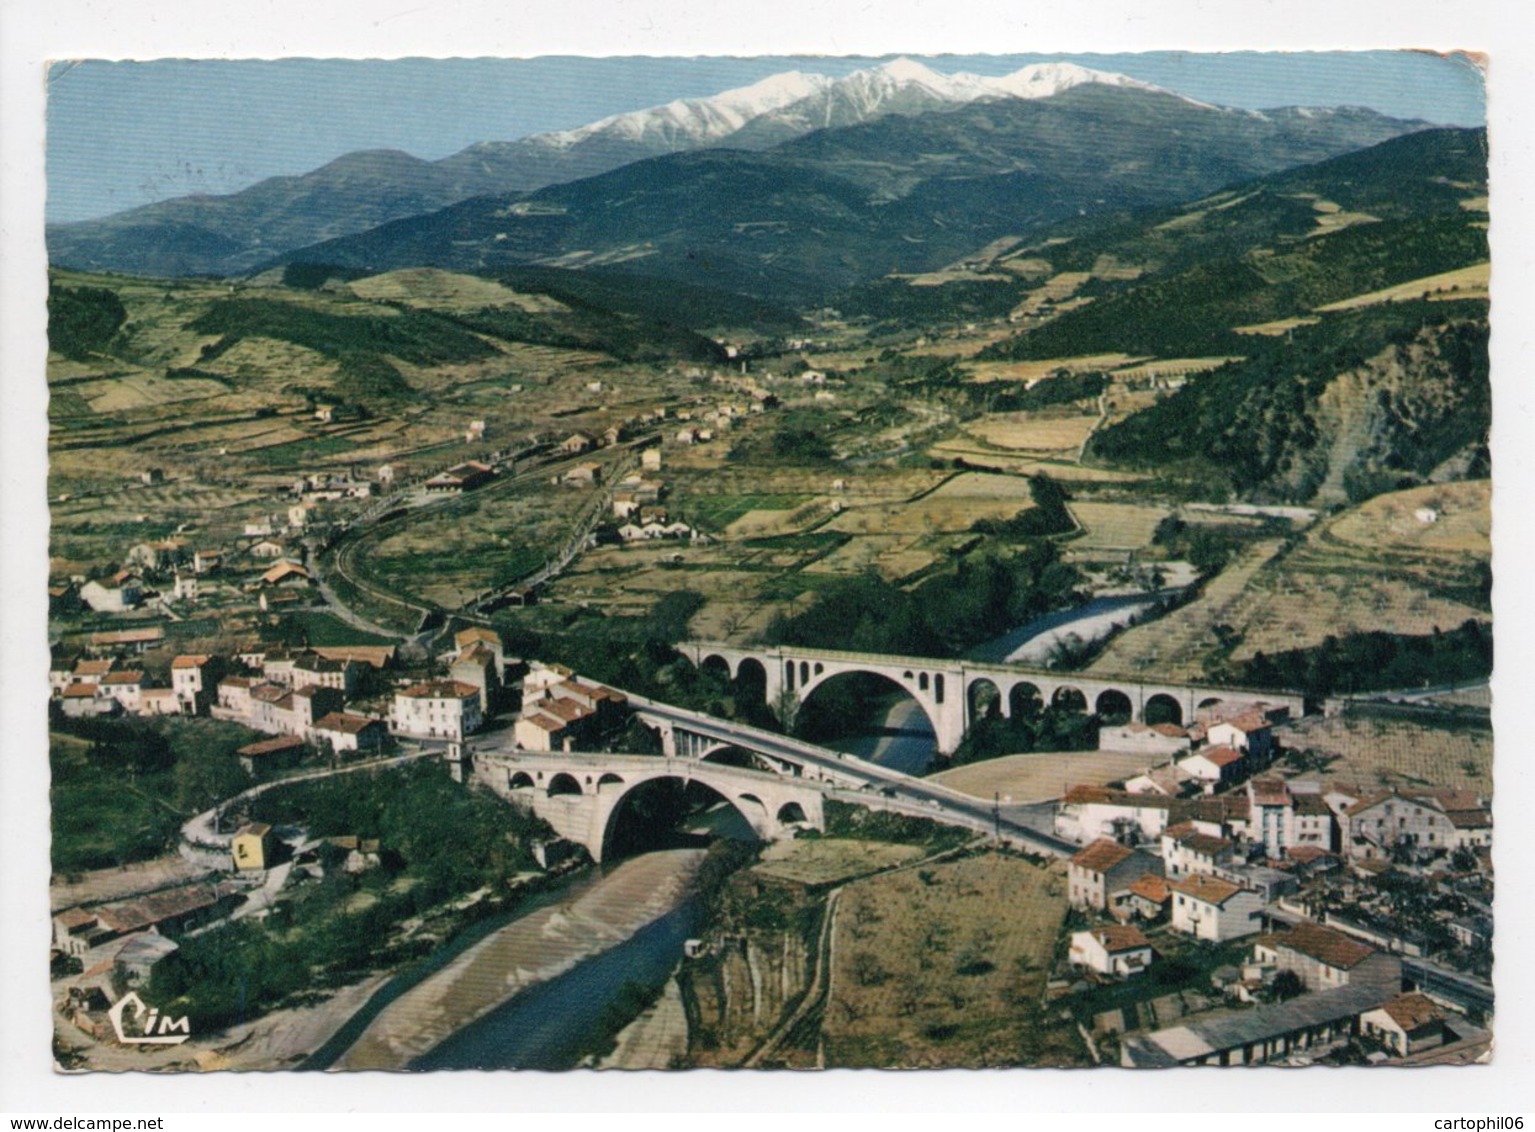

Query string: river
[319,848,706,1071]
[966,591,1173,665]
[825,698,938,776]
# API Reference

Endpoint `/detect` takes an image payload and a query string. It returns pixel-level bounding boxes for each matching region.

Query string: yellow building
[231,821,275,871]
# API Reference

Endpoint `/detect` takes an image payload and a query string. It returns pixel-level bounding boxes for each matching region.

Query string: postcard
[39,50,1492,1075]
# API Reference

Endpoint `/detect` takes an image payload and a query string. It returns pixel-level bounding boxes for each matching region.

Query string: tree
[1271,970,1305,1002]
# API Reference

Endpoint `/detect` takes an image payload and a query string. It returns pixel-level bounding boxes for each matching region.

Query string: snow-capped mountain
[48,57,1430,279]
[520,58,1180,154]
[722,58,1182,146]
[540,71,835,149]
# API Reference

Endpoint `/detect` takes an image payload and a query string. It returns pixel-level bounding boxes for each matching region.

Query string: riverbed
[967,591,1172,665]
[826,698,937,776]
[329,848,706,1071]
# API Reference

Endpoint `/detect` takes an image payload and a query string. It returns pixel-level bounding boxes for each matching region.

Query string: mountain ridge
[263,85,1435,302]
[47,58,1432,280]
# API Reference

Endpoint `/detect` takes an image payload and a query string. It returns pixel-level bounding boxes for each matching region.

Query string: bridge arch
[600,773,770,861]
[1052,685,1088,713]
[1144,693,1184,726]
[795,668,942,753]
[547,772,583,797]
[701,745,770,771]
[1095,688,1133,724]
[597,772,626,789]
[968,677,1003,722]
[509,771,535,790]
[1008,682,1043,718]
[701,653,732,682]
[778,801,808,824]
[1197,696,1225,711]
[735,657,768,705]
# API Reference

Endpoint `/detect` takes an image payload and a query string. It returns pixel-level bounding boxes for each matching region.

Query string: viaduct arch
[683,642,1305,755]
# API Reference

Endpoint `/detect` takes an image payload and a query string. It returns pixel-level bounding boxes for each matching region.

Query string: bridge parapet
[681,639,1306,742]
[474,748,826,862]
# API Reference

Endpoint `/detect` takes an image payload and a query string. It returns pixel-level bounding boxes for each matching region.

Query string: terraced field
[1222,482,1490,665]
[1086,538,1288,682]
[963,412,1099,454]
[824,853,1082,1068]
[1066,501,1172,553]
[1277,713,1492,794]
[826,471,1035,536]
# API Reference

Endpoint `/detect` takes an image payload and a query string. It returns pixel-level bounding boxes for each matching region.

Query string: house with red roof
[1361,993,1453,1057]
[1068,838,1162,913]
[1168,874,1265,942]
[1161,822,1235,880]
[390,680,483,741]
[1070,924,1154,978]
[1179,744,1247,792]
[1253,922,1402,993]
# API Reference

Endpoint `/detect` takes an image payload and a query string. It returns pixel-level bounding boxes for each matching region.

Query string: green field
[244,434,361,466]
[275,610,401,647]
[683,493,815,531]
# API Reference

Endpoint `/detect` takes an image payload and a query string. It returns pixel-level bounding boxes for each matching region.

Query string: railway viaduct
[677,641,1307,756]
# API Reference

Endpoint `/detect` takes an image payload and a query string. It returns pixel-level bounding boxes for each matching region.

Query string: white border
[3,0,1532,1115]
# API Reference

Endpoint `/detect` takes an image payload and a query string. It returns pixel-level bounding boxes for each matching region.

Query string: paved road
[625,694,1077,856]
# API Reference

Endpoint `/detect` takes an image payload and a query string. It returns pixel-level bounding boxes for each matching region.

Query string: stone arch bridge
[679,641,1306,755]
[474,750,826,863]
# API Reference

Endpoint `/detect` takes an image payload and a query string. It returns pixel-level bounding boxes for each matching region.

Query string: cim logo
[107,991,191,1046]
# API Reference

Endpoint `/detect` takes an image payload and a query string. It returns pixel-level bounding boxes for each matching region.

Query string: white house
[1067,839,1162,913]
[58,683,117,719]
[1178,745,1247,792]
[99,670,146,714]
[1343,789,1492,859]
[1252,923,1402,994]
[1206,712,1275,763]
[1099,722,1192,758]
[312,712,388,754]
[79,575,142,613]
[1246,777,1336,858]
[1167,874,1265,942]
[1160,822,1235,880]
[137,688,182,717]
[390,680,483,741]
[1361,994,1451,1057]
[1055,785,1183,845]
[1124,762,1198,798]
[1070,925,1154,978]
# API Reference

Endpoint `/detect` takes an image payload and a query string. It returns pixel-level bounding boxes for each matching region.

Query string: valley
[42,54,1493,1078]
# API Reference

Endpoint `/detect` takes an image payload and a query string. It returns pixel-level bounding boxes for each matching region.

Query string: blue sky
[46,51,1486,224]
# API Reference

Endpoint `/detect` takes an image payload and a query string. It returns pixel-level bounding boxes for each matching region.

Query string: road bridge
[679,641,1307,755]
[472,693,1078,860]
[472,750,826,862]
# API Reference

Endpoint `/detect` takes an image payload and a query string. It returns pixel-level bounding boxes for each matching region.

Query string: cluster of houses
[51,625,532,776]
[1054,698,1492,1065]
[1097,701,1285,796]
[512,661,630,752]
[1065,837,1486,1066]
[1106,919,1476,1066]
[55,521,324,621]
[52,652,229,720]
